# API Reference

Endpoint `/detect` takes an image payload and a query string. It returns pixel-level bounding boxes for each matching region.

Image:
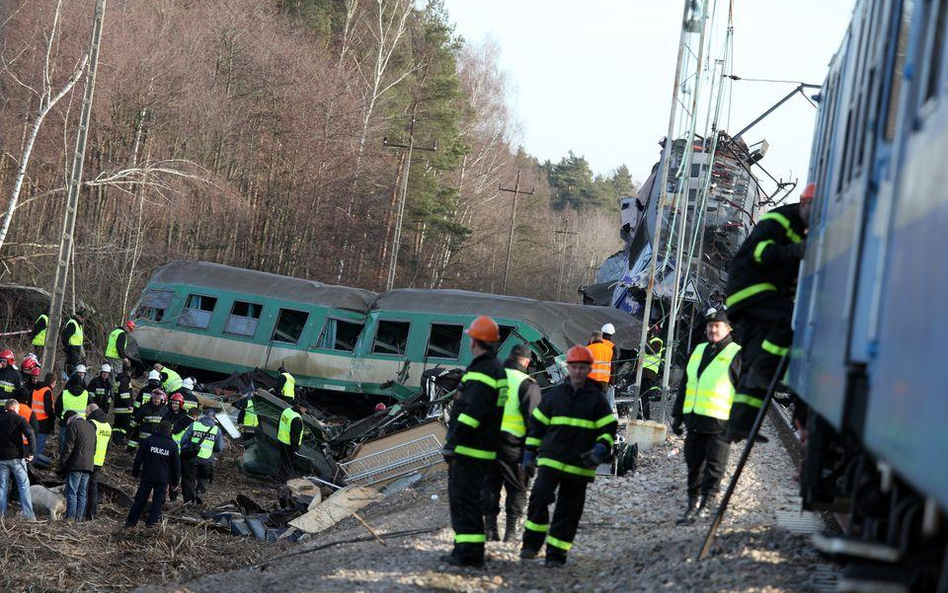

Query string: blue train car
[788,0,948,588]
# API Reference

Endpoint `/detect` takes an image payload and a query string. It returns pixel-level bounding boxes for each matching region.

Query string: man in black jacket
[672,308,742,522]
[0,353,22,402]
[482,343,542,542]
[61,315,85,376]
[125,420,180,528]
[0,399,36,519]
[440,315,507,568]
[61,410,96,521]
[724,184,813,441]
[520,346,617,566]
[86,364,114,413]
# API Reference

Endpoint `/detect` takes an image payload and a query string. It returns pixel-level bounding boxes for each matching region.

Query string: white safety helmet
[182,377,195,390]
[100,363,112,373]
[75,364,87,374]
[601,323,616,335]
[147,369,161,382]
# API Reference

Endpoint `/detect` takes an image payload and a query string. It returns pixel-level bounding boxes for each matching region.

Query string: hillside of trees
[0,0,634,330]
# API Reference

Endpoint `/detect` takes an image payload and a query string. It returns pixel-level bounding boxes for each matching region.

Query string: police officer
[61,315,85,376]
[179,409,224,504]
[725,183,812,441]
[440,315,506,568]
[671,308,741,522]
[85,403,112,520]
[235,392,258,441]
[125,420,180,528]
[105,321,134,370]
[273,365,295,402]
[154,363,183,396]
[520,345,617,567]
[482,343,542,543]
[277,401,304,480]
[111,360,135,446]
[86,364,114,413]
[639,333,664,420]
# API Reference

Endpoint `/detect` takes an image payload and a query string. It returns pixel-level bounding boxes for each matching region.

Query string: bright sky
[443,0,855,193]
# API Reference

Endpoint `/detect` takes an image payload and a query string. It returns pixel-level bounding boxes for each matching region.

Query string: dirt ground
[128,419,835,593]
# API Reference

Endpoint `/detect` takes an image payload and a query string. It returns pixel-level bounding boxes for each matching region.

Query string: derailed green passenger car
[132,261,640,401]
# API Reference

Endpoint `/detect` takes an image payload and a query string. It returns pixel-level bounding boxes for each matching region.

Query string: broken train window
[316,318,364,352]
[272,308,309,345]
[425,324,463,359]
[178,294,218,330]
[371,320,411,356]
[224,300,262,337]
[135,289,173,323]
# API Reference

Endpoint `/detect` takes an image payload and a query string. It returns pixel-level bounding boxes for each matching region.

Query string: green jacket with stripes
[526,379,617,482]
[444,351,506,462]
[725,203,807,312]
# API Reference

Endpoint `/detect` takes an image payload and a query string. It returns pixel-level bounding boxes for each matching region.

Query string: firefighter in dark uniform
[520,345,618,566]
[86,364,114,413]
[440,315,507,568]
[724,183,813,441]
[482,343,542,542]
[671,308,741,522]
[111,360,135,446]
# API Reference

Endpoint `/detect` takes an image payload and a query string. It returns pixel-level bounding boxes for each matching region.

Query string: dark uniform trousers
[639,369,659,421]
[125,481,168,527]
[729,299,793,438]
[449,457,489,562]
[64,346,82,376]
[112,413,132,443]
[181,461,213,503]
[522,467,588,561]
[481,441,526,519]
[684,430,730,497]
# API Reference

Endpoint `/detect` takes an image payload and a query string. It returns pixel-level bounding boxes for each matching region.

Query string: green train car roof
[148,260,640,352]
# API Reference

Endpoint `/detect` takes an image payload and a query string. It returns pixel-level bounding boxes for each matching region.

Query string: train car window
[135,289,173,322]
[885,0,915,140]
[498,325,515,346]
[178,294,218,330]
[272,308,308,344]
[224,301,262,337]
[925,0,948,101]
[426,324,463,359]
[316,318,364,352]
[372,320,411,356]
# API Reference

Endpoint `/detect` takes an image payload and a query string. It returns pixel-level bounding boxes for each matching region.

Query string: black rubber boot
[520,545,540,560]
[696,494,717,519]
[677,496,699,524]
[484,515,499,542]
[503,515,519,542]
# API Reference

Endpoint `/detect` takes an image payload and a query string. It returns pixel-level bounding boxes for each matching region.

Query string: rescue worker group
[0,183,813,569]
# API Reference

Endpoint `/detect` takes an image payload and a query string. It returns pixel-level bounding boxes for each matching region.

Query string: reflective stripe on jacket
[587,341,613,383]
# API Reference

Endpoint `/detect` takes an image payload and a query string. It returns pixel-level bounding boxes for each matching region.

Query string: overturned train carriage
[131,261,640,400]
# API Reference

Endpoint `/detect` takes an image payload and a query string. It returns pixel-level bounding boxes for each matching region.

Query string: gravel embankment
[140,420,830,593]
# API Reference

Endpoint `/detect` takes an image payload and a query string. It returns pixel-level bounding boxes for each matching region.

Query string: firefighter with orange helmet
[519,345,617,566]
[439,315,507,568]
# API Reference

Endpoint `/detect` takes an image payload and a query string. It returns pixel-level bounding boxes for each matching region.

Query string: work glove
[439,447,456,463]
[520,451,537,482]
[671,417,684,436]
[580,443,609,469]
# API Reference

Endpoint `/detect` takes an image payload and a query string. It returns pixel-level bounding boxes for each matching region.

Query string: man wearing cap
[671,308,742,522]
[482,343,542,542]
[520,345,617,566]
[86,364,114,413]
[724,184,812,441]
[440,315,507,568]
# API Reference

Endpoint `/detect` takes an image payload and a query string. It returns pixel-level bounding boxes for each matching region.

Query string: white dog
[29,485,66,520]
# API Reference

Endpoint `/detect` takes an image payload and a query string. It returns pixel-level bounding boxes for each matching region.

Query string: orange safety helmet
[566,345,595,364]
[800,182,816,204]
[465,315,500,343]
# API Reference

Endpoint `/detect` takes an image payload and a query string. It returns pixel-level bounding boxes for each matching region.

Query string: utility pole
[382,111,436,291]
[498,169,535,295]
[553,217,579,302]
[42,0,107,373]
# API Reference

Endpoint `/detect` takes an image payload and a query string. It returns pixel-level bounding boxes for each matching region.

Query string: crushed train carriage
[129,261,641,402]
